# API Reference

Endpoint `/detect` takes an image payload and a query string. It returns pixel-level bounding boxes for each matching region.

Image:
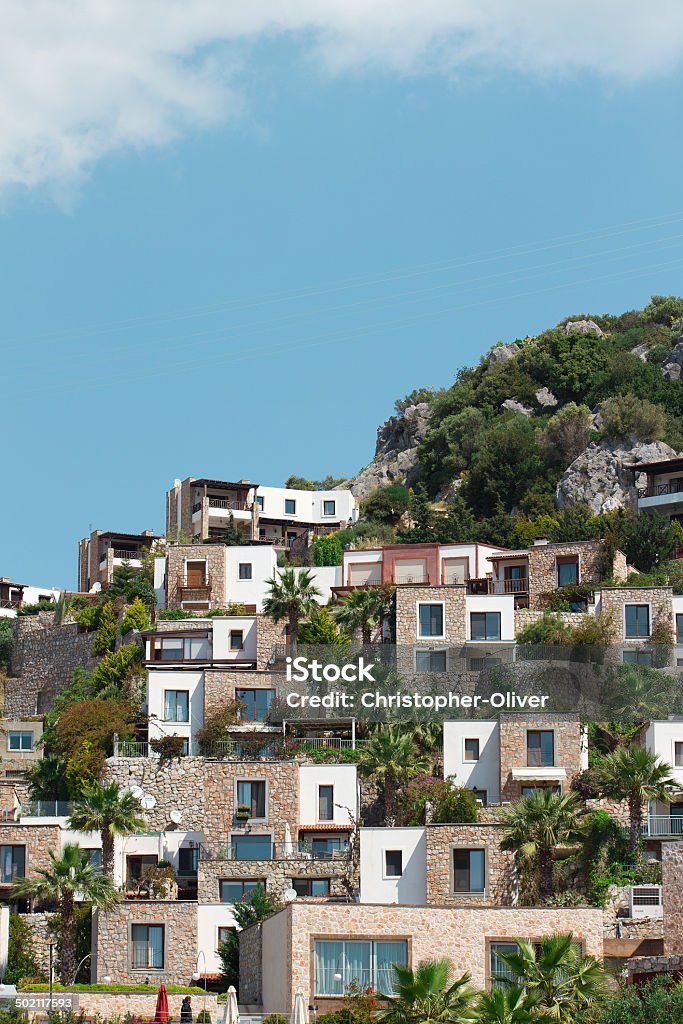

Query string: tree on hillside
[499,790,587,899]
[68,781,145,877]
[363,484,412,525]
[462,417,544,516]
[93,600,117,656]
[600,394,667,442]
[539,403,593,466]
[298,607,350,646]
[263,568,321,658]
[359,727,430,825]
[592,745,677,850]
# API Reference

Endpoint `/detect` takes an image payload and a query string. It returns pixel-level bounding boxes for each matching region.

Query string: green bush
[93,600,117,655]
[158,608,199,620]
[16,600,55,616]
[5,913,43,984]
[596,975,683,1023]
[600,393,667,441]
[120,597,150,635]
[0,619,14,668]
[313,533,343,566]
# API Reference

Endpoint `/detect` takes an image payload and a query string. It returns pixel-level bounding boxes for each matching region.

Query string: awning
[510,767,567,782]
[298,824,354,832]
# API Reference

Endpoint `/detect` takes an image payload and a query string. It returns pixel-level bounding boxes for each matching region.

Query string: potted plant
[236,804,251,822]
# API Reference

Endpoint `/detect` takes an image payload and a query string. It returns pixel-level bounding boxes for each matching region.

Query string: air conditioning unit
[630,885,663,919]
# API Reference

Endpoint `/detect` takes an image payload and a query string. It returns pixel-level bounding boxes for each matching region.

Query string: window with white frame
[314,940,407,996]
[8,732,33,752]
[418,603,444,638]
[164,690,189,723]
[675,741,683,768]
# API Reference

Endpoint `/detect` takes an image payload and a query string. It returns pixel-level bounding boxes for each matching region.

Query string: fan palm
[263,568,322,657]
[592,745,677,850]
[334,586,393,645]
[11,844,120,983]
[68,780,145,877]
[359,726,431,825]
[499,790,586,899]
[375,958,477,1024]
[474,984,539,1024]
[495,934,607,1022]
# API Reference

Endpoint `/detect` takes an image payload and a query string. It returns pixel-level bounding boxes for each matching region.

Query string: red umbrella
[154,984,170,1023]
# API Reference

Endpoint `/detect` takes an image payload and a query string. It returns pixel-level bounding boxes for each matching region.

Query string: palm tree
[26,754,69,801]
[359,726,430,825]
[499,790,586,899]
[495,934,607,1023]
[334,585,395,645]
[375,958,476,1024]
[474,985,538,1024]
[68,780,145,877]
[11,844,120,983]
[263,568,321,657]
[592,745,677,850]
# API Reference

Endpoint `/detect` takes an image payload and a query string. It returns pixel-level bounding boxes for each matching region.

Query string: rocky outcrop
[535,387,558,408]
[556,439,679,514]
[631,343,649,361]
[564,319,604,336]
[501,398,533,416]
[342,402,432,499]
[487,341,520,364]
[662,340,683,381]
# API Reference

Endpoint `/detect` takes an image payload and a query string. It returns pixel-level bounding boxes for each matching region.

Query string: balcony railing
[20,800,73,818]
[114,741,150,757]
[200,841,351,862]
[492,578,529,594]
[392,573,430,585]
[644,815,683,836]
[0,598,21,610]
[638,478,683,499]
[208,497,250,511]
[112,549,141,560]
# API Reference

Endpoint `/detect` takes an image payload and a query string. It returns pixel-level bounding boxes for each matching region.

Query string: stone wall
[425,823,516,906]
[599,587,674,643]
[198,856,352,903]
[498,714,582,800]
[239,921,262,1004]
[256,617,286,670]
[7,615,98,715]
[514,611,587,633]
[165,545,227,610]
[20,990,219,1022]
[0,822,61,880]
[204,669,277,718]
[662,841,683,955]
[95,901,198,985]
[395,586,466,646]
[527,540,609,612]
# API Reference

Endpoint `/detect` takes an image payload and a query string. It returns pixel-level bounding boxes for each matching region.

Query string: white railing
[645,815,683,836]
[288,737,365,750]
[114,741,149,757]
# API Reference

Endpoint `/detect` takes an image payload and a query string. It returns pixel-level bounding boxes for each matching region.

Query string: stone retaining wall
[7,615,98,715]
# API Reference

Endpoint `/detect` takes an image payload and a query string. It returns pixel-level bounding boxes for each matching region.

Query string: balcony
[199,841,351,862]
[644,815,683,837]
[392,573,430,585]
[19,800,73,818]
[114,741,151,757]
[466,578,528,595]
[175,577,212,600]
[637,478,683,499]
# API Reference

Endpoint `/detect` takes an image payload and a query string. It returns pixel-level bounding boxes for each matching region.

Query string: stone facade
[238,920,263,1004]
[514,611,587,633]
[395,585,466,646]
[599,587,674,644]
[256,616,287,670]
[204,668,278,718]
[498,714,583,800]
[19,990,218,1022]
[198,856,353,903]
[94,900,198,985]
[662,841,683,955]
[247,902,604,1011]
[165,545,227,611]
[7,614,98,715]
[526,540,621,612]
[425,824,516,906]
[0,823,61,895]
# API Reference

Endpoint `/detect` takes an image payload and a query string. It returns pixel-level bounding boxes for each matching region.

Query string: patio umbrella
[283,822,293,858]
[223,985,240,1024]
[292,986,307,1024]
[154,984,170,1023]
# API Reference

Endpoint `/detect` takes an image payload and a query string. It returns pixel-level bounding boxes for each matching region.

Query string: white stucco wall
[225,547,278,610]
[298,765,358,825]
[211,617,258,662]
[299,565,342,603]
[147,668,205,754]
[359,827,426,905]
[255,487,356,525]
[465,595,515,642]
[198,904,239,974]
[645,720,683,787]
[443,721,501,802]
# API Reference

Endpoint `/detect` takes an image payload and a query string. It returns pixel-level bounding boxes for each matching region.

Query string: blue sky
[3,7,683,588]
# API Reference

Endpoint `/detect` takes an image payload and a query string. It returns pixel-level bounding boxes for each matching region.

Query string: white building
[359,827,426,905]
[0,578,61,618]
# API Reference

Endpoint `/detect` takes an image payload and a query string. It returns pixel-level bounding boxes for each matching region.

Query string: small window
[8,732,33,752]
[236,688,274,721]
[522,785,561,797]
[0,845,25,883]
[218,925,236,949]
[470,612,501,642]
[527,730,554,767]
[418,604,444,638]
[131,924,164,970]
[625,604,650,639]
[219,879,262,903]
[238,563,252,580]
[236,780,266,819]
[323,500,336,516]
[318,785,334,821]
[623,650,654,666]
[557,559,579,587]
[178,847,199,876]
[415,649,447,673]
[293,878,330,896]
[256,496,264,511]
[384,850,403,878]
[230,630,244,651]
[464,738,480,762]
[675,742,683,768]
[285,499,296,515]
[677,614,683,644]
[84,849,102,872]
[453,849,485,893]
[164,690,189,723]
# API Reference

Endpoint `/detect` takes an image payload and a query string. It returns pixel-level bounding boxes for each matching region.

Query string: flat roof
[99,531,160,542]
[192,478,256,490]
[629,457,683,475]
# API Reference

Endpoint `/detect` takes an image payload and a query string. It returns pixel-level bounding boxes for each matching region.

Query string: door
[186,561,206,587]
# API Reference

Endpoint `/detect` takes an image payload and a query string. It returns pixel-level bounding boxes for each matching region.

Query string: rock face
[501,398,533,416]
[535,387,558,408]
[488,341,520,364]
[631,343,649,361]
[662,340,683,381]
[556,439,679,514]
[343,402,432,499]
[564,319,604,336]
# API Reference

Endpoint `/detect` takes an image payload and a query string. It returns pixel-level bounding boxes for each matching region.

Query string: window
[314,940,407,997]
[623,650,654,666]
[521,784,561,798]
[218,926,236,949]
[677,614,683,644]
[625,604,650,639]
[675,742,683,768]
[527,730,554,767]
[323,500,336,516]
[8,732,32,752]
[131,924,164,970]
[293,878,330,896]
[453,849,485,893]
[230,630,244,651]
[384,851,403,877]
[285,499,296,515]
[84,849,102,872]
[236,780,266,818]
[126,855,158,885]
[164,690,189,723]
[415,649,447,673]
[490,942,520,986]
[287,531,297,546]
[238,563,252,580]
[220,879,262,903]
[557,559,579,587]
[318,785,334,822]
[470,612,501,641]
[256,496,264,511]
[178,847,199,876]
[303,836,349,858]
[151,636,210,661]
[464,738,480,762]
[418,604,444,638]
[236,688,274,721]
[0,846,25,883]
[231,834,273,860]
[468,656,502,672]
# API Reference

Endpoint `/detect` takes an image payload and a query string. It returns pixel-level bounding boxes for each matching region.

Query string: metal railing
[20,800,73,818]
[638,478,683,499]
[287,737,366,750]
[208,497,250,511]
[393,573,430,585]
[112,548,141,560]
[114,740,150,757]
[644,815,683,836]
[200,841,351,862]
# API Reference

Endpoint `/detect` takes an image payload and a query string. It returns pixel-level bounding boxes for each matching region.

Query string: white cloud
[2,1,683,194]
